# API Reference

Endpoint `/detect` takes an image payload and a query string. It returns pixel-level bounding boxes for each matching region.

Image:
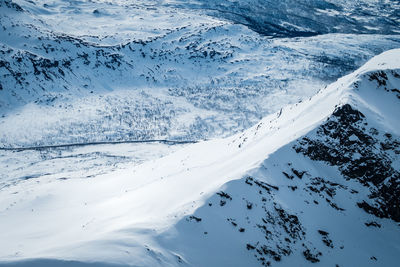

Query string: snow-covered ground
[1,0,400,266]
[0,142,186,189]
[0,48,399,266]
[174,0,400,36]
[1,0,400,146]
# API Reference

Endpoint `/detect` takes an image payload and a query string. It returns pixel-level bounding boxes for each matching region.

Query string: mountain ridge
[2,0,400,147]
[0,48,399,266]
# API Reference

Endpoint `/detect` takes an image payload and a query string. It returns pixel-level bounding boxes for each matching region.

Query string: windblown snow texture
[1,0,400,146]
[1,47,400,266]
[1,0,400,266]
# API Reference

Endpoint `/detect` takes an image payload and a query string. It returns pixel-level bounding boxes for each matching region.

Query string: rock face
[294,103,400,221]
[0,1,400,265]
[157,50,400,266]
[1,49,398,267]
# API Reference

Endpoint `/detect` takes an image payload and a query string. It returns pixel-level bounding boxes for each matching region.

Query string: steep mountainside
[175,0,400,36]
[0,49,399,266]
[1,0,400,146]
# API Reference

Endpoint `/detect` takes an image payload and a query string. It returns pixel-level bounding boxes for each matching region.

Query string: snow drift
[0,49,399,266]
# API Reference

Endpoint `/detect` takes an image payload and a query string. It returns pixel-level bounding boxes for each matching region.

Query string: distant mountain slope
[158,48,400,266]
[1,0,400,146]
[175,0,400,37]
[0,49,399,266]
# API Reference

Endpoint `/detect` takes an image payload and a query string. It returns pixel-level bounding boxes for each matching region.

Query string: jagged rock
[294,104,400,221]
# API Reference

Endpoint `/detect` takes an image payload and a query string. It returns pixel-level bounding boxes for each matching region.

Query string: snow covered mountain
[175,0,400,37]
[0,49,399,266]
[1,0,400,146]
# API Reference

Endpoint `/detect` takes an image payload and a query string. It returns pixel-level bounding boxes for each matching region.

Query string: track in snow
[0,139,199,151]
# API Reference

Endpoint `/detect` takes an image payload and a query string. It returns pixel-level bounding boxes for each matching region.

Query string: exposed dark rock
[246,244,255,250]
[282,171,294,180]
[253,179,279,191]
[188,215,202,222]
[294,104,400,221]
[303,247,322,263]
[365,221,381,228]
[288,186,297,191]
[217,191,232,200]
[317,230,328,236]
[227,218,237,227]
[273,205,303,239]
[357,201,386,218]
[318,230,333,248]
[291,169,306,179]
[304,177,346,211]
[368,71,388,87]
[245,177,254,186]
[217,191,232,206]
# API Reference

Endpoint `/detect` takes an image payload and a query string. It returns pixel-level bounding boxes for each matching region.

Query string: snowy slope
[0,49,399,266]
[0,142,187,189]
[1,0,400,146]
[174,0,400,36]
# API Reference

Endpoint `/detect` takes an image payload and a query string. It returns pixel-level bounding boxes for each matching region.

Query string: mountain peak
[1,48,399,266]
[1,1,400,266]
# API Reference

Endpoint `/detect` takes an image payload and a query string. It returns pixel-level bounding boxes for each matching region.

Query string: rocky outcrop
[294,103,400,221]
